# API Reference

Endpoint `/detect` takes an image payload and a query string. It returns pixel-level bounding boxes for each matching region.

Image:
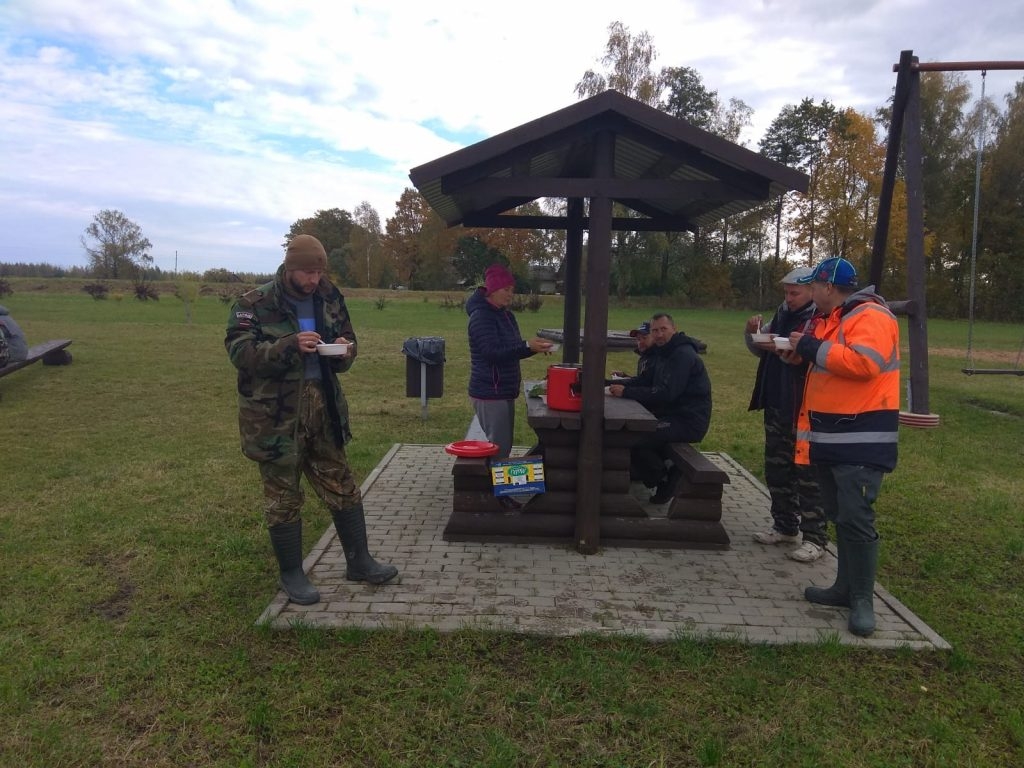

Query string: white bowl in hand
[751,333,774,343]
[773,337,793,351]
[317,342,351,356]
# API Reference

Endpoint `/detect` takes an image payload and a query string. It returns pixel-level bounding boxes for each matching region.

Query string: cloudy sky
[1,0,1021,275]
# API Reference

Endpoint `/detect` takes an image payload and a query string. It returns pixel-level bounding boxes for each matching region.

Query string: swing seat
[962,368,1024,376]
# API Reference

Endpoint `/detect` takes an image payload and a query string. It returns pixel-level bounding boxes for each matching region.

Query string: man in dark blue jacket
[609,312,711,503]
[466,264,552,457]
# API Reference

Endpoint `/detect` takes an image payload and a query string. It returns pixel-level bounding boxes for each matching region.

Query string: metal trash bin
[402,336,445,399]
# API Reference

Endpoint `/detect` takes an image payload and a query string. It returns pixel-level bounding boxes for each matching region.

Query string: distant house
[529,264,558,294]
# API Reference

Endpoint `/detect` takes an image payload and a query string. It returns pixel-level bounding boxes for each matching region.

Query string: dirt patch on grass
[92,581,137,621]
[929,347,1022,365]
[85,549,138,621]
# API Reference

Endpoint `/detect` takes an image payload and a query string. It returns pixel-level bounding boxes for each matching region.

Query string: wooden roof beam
[454,176,733,200]
[460,212,698,233]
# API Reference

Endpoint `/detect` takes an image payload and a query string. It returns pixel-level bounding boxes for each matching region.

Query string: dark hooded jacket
[747,298,817,421]
[634,345,655,378]
[466,287,534,400]
[619,331,712,441]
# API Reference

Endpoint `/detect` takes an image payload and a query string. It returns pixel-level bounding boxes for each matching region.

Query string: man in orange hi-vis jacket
[784,257,900,637]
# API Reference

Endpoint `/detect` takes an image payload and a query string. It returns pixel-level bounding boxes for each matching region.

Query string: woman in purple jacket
[466,264,552,457]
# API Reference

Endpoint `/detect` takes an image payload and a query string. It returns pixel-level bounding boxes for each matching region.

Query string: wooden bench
[661,442,730,522]
[0,339,73,380]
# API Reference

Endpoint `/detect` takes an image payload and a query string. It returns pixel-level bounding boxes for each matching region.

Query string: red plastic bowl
[444,440,500,458]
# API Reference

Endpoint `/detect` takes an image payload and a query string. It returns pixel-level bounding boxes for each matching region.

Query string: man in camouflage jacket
[226,234,397,605]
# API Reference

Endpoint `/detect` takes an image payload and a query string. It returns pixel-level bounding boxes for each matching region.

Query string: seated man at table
[608,312,712,503]
[609,320,655,379]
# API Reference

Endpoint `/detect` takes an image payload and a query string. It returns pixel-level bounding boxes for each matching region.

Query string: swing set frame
[872,51,1024,412]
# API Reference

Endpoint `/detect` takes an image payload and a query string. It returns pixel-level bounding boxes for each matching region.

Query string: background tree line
[280,23,1022,320]
[0,256,271,286]
[5,23,1020,321]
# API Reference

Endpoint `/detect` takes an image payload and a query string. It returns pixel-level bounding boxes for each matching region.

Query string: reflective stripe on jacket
[794,288,900,471]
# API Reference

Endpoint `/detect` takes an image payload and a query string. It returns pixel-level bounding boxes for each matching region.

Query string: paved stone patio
[258,444,949,650]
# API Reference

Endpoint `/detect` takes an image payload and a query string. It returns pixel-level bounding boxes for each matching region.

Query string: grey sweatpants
[471,398,516,458]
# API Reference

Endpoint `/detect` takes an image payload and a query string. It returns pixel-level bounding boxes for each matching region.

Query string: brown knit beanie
[284,234,327,271]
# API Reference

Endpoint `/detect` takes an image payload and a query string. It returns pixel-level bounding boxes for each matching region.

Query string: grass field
[1,283,1022,766]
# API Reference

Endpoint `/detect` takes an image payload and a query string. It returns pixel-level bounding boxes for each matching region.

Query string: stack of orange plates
[444,440,500,457]
[899,412,941,429]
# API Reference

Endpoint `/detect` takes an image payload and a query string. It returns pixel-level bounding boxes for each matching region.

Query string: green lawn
[1,286,1022,766]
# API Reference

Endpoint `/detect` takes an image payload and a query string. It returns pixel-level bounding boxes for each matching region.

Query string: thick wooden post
[902,60,930,414]
[563,198,584,364]
[871,49,914,290]
[575,131,613,555]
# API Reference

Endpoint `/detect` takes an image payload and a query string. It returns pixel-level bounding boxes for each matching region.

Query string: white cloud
[1,0,1021,273]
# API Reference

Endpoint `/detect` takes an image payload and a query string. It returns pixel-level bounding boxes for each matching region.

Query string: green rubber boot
[268,521,320,605]
[804,536,849,607]
[846,538,879,637]
[332,504,398,585]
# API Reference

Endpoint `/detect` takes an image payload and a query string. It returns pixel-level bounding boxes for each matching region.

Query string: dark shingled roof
[409,89,808,233]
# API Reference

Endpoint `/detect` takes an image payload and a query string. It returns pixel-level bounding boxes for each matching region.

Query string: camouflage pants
[763,407,826,546]
[259,380,360,527]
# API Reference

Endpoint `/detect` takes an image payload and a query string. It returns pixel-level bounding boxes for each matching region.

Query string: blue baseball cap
[629,321,651,337]
[797,257,858,287]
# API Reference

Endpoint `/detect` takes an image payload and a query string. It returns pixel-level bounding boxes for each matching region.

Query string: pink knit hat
[484,264,515,294]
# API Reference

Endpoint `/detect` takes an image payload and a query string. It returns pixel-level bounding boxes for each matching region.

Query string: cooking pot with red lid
[547,364,582,411]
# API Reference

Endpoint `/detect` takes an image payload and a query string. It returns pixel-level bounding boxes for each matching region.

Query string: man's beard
[286,275,315,296]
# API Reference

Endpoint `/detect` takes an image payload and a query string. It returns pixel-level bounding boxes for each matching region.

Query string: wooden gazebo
[409,89,808,553]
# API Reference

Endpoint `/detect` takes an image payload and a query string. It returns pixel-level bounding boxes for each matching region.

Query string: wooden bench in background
[0,339,73,380]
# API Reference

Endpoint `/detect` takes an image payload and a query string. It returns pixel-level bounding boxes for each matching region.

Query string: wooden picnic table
[522,380,655,514]
[444,381,730,549]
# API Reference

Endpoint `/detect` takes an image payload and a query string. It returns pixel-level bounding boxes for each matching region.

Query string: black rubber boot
[268,521,320,605]
[846,538,879,637]
[805,536,849,607]
[332,504,398,585]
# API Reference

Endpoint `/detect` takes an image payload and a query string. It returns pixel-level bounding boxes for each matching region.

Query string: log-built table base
[443,389,730,549]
